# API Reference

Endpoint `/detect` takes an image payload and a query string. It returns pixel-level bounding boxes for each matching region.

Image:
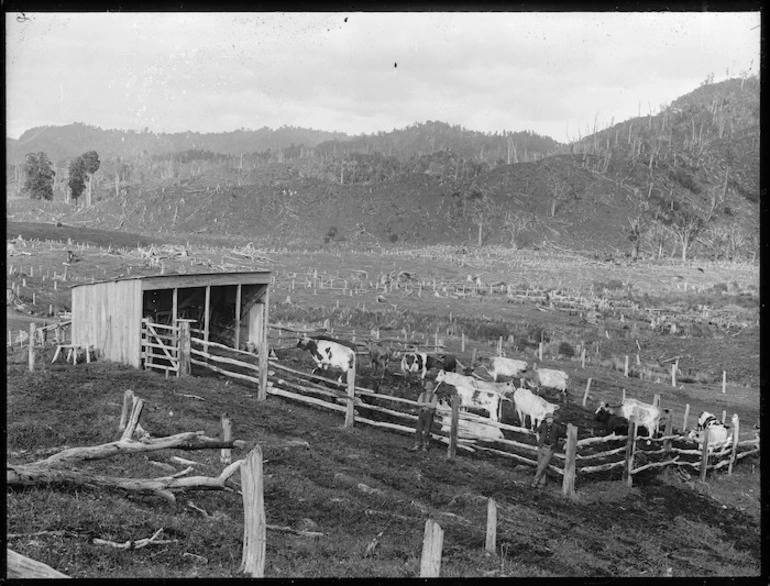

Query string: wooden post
[722,370,727,394]
[121,397,145,441]
[172,287,178,331]
[562,423,578,498]
[419,519,444,577]
[728,415,740,475]
[461,333,465,353]
[344,358,356,428]
[447,393,460,461]
[240,446,266,578]
[581,378,592,408]
[203,285,211,352]
[621,388,626,403]
[623,414,637,486]
[178,320,191,377]
[485,498,497,554]
[671,363,677,387]
[258,288,270,401]
[538,342,543,361]
[662,410,674,453]
[221,413,232,465]
[471,348,477,370]
[28,322,35,372]
[581,347,586,368]
[234,284,242,350]
[434,330,439,352]
[721,409,727,425]
[497,336,503,356]
[682,404,690,432]
[118,389,134,431]
[624,355,629,376]
[699,426,711,482]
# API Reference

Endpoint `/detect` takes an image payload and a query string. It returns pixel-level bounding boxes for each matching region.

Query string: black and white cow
[400,352,456,379]
[594,402,652,438]
[297,336,355,383]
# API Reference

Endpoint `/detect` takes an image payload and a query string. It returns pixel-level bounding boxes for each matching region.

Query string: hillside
[6,78,759,260]
[6,124,352,165]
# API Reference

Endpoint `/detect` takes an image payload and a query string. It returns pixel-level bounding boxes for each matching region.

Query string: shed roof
[71,271,272,291]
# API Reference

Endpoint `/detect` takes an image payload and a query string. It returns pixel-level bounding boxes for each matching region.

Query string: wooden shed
[70,271,271,371]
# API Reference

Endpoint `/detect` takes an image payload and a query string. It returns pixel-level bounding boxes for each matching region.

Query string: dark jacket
[536,419,564,449]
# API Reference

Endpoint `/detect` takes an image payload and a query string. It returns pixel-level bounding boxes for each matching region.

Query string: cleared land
[6,222,760,578]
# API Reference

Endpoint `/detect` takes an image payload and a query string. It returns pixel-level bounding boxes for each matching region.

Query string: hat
[423,381,435,390]
[545,412,555,420]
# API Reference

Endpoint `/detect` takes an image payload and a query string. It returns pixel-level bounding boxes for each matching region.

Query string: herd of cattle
[292,335,735,447]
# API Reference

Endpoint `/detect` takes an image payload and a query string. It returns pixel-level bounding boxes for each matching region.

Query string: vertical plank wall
[71,280,143,367]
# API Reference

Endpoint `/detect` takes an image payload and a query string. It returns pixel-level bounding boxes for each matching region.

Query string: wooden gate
[141,319,179,377]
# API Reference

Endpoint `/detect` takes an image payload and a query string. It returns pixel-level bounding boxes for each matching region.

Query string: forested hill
[7,120,562,169]
[6,124,353,165]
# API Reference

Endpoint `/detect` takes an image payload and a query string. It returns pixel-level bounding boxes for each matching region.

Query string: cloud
[5,11,761,141]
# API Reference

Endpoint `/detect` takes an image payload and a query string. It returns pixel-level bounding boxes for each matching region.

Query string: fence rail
[183,336,759,495]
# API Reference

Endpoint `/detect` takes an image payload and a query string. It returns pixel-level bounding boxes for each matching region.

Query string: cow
[597,399,660,439]
[512,387,560,431]
[695,411,722,430]
[688,425,732,447]
[434,370,513,423]
[687,411,732,447]
[367,341,393,376]
[594,404,631,436]
[435,370,515,395]
[435,402,504,440]
[400,352,455,379]
[296,336,355,383]
[522,364,569,403]
[481,355,528,382]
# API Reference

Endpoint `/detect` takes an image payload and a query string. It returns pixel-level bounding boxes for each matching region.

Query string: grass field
[5,221,761,578]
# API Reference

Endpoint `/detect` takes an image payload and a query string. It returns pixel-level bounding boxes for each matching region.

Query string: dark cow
[594,405,631,436]
[594,403,651,437]
[367,341,393,376]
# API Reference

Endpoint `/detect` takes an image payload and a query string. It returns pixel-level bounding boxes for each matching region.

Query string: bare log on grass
[7,460,245,503]
[7,549,70,579]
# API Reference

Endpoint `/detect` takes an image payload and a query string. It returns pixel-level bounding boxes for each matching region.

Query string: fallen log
[7,460,244,503]
[7,549,70,579]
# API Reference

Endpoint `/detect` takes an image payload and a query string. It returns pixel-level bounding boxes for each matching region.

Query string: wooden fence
[185,334,760,496]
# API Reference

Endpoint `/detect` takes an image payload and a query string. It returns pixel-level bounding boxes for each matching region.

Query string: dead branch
[7,459,244,503]
[91,528,176,550]
[31,431,243,467]
[266,524,324,538]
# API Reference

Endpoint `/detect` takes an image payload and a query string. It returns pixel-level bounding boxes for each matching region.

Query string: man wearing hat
[532,410,565,488]
[410,380,439,452]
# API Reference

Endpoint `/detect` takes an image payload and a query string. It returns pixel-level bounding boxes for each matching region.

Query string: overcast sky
[5,11,761,144]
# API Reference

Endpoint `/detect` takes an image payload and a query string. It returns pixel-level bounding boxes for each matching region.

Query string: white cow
[688,425,732,447]
[688,411,732,448]
[512,387,560,430]
[483,356,528,382]
[523,364,569,401]
[435,370,514,394]
[434,370,513,422]
[436,404,504,441]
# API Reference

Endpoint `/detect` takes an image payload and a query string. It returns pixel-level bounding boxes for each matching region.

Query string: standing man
[410,380,438,452]
[531,411,564,488]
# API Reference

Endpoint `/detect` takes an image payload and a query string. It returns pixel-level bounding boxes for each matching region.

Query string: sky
[5,11,761,144]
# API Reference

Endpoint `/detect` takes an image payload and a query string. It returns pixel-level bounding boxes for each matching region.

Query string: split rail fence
[183,329,759,497]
